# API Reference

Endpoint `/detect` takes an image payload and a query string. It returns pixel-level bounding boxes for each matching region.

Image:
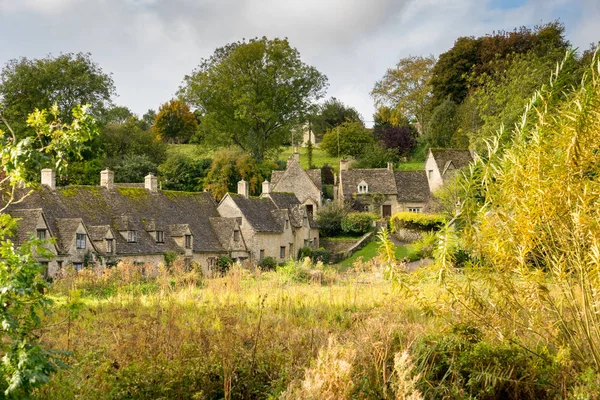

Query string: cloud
[0,0,597,124]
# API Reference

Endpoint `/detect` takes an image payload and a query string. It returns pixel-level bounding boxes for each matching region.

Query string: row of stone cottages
[6,149,471,277]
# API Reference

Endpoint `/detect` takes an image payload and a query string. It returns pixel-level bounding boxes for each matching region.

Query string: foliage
[429,22,568,106]
[0,104,98,396]
[306,139,314,169]
[163,251,178,268]
[390,212,446,232]
[204,148,276,200]
[112,154,158,183]
[180,37,328,161]
[158,153,212,192]
[320,121,374,158]
[297,246,312,260]
[309,97,362,138]
[0,52,115,137]
[321,163,334,185]
[101,118,167,165]
[216,256,234,275]
[425,98,458,148]
[341,212,377,235]
[315,201,349,237]
[258,256,278,271]
[352,143,399,169]
[411,232,437,259]
[311,248,331,264]
[154,99,198,144]
[371,55,436,129]
[374,124,417,156]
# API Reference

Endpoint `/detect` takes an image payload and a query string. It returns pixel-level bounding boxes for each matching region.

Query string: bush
[390,212,446,232]
[311,248,331,264]
[411,231,437,259]
[297,246,313,260]
[258,256,277,271]
[316,202,349,237]
[216,256,234,275]
[341,212,377,235]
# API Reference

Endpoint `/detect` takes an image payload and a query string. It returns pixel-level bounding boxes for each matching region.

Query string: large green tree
[180,37,328,161]
[320,121,374,158]
[0,53,115,137]
[371,55,435,131]
[309,97,362,138]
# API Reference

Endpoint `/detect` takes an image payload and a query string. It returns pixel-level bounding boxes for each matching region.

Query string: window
[428,170,433,179]
[37,229,46,240]
[259,249,265,261]
[128,231,137,243]
[106,239,114,254]
[73,263,83,271]
[156,230,164,243]
[185,234,192,249]
[408,207,422,213]
[208,257,215,270]
[57,261,63,270]
[76,233,86,249]
[357,181,368,194]
[280,246,286,259]
[40,261,49,278]
[233,230,239,241]
[306,204,313,216]
[362,205,370,212]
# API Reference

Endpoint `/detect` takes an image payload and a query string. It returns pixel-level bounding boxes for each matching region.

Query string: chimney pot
[41,168,56,190]
[262,180,271,195]
[340,159,350,172]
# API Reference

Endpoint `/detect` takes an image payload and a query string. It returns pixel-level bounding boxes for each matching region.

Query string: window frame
[233,230,240,242]
[76,233,86,249]
[280,246,286,259]
[36,229,46,240]
[156,230,164,243]
[408,207,422,213]
[128,231,137,243]
[106,238,114,254]
[185,234,192,249]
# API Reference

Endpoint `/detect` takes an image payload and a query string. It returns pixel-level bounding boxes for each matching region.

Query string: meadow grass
[340,241,416,269]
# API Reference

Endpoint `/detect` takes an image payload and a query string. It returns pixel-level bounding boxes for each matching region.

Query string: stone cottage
[336,161,430,216]
[269,153,322,214]
[425,148,473,192]
[7,169,247,276]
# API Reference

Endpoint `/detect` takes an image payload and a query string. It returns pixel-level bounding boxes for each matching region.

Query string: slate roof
[86,225,112,242]
[394,171,430,203]
[340,169,397,199]
[270,162,322,191]
[306,169,322,190]
[266,192,301,210]
[9,208,44,245]
[430,149,473,177]
[270,171,284,187]
[7,186,225,255]
[229,194,283,233]
[54,218,85,254]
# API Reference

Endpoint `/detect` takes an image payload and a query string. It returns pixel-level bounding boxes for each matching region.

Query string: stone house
[217,179,318,264]
[337,161,430,216]
[7,169,247,276]
[269,155,322,214]
[425,148,473,192]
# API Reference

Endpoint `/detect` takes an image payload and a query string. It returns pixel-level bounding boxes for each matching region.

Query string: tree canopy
[0,53,115,137]
[320,121,374,158]
[154,99,198,144]
[180,37,328,161]
[309,97,362,138]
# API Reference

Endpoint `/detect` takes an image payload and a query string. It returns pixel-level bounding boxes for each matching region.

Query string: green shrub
[276,258,311,282]
[411,231,437,259]
[390,212,446,232]
[216,256,234,275]
[311,248,331,264]
[258,256,277,271]
[341,212,377,235]
[297,246,313,260]
[316,201,349,237]
[163,251,178,268]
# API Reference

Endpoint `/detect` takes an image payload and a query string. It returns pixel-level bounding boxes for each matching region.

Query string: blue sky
[0,0,598,125]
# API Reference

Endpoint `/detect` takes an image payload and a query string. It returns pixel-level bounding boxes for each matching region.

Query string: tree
[310,97,362,138]
[153,99,198,144]
[371,55,435,130]
[158,154,212,192]
[375,125,417,156]
[429,22,569,107]
[320,121,374,158]
[113,154,159,183]
[100,118,167,164]
[425,99,458,148]
[0,53,115,137]
[180,37,328,161]
[104,105,134,125]
[0,104,97,396]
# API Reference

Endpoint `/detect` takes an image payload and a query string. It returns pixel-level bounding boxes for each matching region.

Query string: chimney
[262,180,271,195]
[41,168,56,190]
[100,169,114,190]
[238,179,249,198]
[340,159,350,172]
[145,173,158,192]
[387,162,393,171]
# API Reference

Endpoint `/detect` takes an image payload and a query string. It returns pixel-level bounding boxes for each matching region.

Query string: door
[382,205,392,217]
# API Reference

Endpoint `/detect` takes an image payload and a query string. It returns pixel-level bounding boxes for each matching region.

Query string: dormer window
[106,238,114,254]
[76,233,86,249]
[233,230,240,242]
[36,229,46,240]
[357,180,368,194]
[156,230,164,243]
[128,231,137,243]
[185,234,192,249]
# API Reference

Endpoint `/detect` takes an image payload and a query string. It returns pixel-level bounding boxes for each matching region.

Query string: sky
[0,0,598,126]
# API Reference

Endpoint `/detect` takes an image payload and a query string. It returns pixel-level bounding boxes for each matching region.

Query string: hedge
[390,212,446,231]
[341,212,377,235]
